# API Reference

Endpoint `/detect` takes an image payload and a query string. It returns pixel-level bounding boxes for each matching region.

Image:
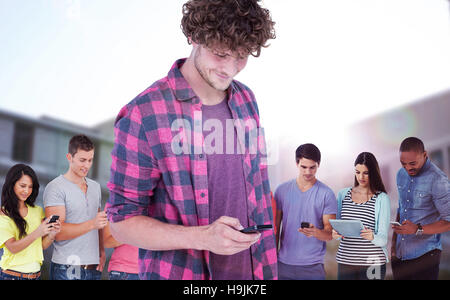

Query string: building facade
[0,109,114,279]
[0,109,114,204]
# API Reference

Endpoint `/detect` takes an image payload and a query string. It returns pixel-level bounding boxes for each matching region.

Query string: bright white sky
[1,0,450,158]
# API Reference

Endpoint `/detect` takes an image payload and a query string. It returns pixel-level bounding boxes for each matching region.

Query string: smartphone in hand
[240,225,273,234]
[48,215,60,224]
[301,222,310,229]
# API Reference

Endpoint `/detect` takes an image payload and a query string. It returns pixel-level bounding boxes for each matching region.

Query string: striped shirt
[336,188,387,266]
[106,58,277,280]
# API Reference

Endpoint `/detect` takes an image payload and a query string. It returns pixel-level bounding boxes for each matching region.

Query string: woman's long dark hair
[1,164,40,238]
[354,152,387,194]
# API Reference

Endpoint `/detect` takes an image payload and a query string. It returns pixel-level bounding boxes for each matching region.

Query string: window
[12,122,34,163]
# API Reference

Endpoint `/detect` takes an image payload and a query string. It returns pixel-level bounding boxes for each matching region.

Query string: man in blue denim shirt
[391,137,450,280]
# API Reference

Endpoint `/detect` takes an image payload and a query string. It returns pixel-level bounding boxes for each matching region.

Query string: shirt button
[408,190,410,193]
[199,154,204,159]
[200,193,205,198]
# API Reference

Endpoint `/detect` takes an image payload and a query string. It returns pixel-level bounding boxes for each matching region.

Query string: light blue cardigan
[336,187,391,262]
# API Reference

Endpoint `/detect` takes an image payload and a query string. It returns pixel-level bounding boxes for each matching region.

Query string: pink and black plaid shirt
[106,59,277,280]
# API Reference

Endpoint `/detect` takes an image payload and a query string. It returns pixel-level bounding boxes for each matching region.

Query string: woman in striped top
[332,152,391,280]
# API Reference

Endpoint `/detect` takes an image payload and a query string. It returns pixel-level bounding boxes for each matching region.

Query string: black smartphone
[48,215,60,224]
[301,222,310,229]
[240,224,273,234]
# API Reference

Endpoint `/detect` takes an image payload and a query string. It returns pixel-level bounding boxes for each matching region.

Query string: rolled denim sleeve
[106,103,161,223]
[431,176,450,222]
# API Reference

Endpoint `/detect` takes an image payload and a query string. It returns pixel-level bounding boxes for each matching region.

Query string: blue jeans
[109,271,140,280]
[0,270,40,280]
[50,262,102,280]
[278,261,326,280]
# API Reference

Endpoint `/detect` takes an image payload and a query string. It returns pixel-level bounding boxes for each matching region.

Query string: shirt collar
[417,157,431,175]
[167,58,238,103]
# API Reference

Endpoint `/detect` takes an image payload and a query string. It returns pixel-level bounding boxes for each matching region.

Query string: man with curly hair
[106,0,277,280]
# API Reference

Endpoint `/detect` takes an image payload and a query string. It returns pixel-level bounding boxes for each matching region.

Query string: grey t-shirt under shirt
[44,175,102,265]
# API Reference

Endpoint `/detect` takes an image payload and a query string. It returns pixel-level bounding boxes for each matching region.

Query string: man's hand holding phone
[298,222,318,238]
[240,224,272,234]
[202,216,261,256]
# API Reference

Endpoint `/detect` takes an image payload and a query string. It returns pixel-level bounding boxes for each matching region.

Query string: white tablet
[329,219,364,238]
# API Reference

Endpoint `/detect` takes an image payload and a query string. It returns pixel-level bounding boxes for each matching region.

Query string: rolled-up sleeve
[432,176,450,222]
[106,103,161,223]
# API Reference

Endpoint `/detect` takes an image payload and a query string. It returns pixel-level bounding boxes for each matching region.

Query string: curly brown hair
[181,0,276,57]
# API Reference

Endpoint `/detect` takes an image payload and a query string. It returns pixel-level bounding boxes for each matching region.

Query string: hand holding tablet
[329,219,365,238]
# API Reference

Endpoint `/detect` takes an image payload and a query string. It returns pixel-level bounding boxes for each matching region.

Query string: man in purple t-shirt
[275,144,337,280]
